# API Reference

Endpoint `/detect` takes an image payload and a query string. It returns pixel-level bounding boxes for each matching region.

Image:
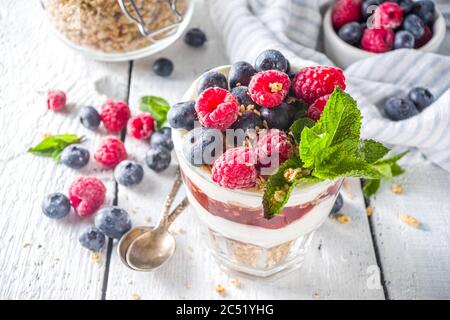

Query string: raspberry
[361,28,395,53]
[332,0,362,29]
[195,87,240,131]
[248,70,291,108]
[47,90,66,111]
[128,113,155,140]
[100,99,131,133]
[69,177,106,217]
[373,2,404,30]
[94,137,127,168]
[293,66,346,104]
[415,25,432,49]
[255,129,293,167]
[211,147,257,189]
[308,94,331,121]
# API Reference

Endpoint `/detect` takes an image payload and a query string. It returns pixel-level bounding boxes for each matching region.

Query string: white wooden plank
[105,0,383,300]
[0,0,129,299]
[370,163,450,299]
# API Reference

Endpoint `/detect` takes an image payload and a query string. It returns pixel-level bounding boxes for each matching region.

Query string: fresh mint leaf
[363,179,381,198]
[290,117,315,144]
[140,96,170,129]
[28,134,84,161]
[358,139,389,163]
[300,88,361,170]
[262,157,310,219]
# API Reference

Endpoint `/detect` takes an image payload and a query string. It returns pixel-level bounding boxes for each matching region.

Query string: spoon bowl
[117,226,153,270]
[126,227,176,271]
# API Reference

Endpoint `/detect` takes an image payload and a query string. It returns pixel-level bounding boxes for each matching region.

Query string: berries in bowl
[324,0,446,68]
[170,49,406,278]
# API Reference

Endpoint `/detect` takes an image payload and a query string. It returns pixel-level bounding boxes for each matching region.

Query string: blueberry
[399,0,414,14]
[114,160,144,187]
[41,192,71,219]
[145,146,171,172]
[150,128,174,151]
[228,61,256,88]
[153,58,174,77]
[230,86,255,107]
[408,87,434,111]
[287,99,308,119]
[79,227,106,252]
[384,97,419,121]
[183,127,223,166]
[167,101,196,130]
[231,111,263,132]
[94,207,131,239]
[79,106,100,130]
[362,0,382,20]
[403,14,425,39]
[338,22,363,46]
[60,144,90,169]
[260,103,296,131]
[184,28,207,47]
[159,127,172,138]
[286,59,291,74]
[330,193,343,215]
[394,30,415,49]
[254,49,288,72]
[196,71,228,95]
[412,0,435,24]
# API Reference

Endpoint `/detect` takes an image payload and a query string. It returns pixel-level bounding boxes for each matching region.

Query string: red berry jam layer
[182,170,341,229]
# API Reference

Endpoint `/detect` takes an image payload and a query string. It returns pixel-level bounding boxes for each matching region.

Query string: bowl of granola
[41,0,193,61]
[169,49,405,278]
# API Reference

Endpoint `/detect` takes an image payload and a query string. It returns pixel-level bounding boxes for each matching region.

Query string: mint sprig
[28,134,84,161]
[140,96,170,130]
[262,88,406,218]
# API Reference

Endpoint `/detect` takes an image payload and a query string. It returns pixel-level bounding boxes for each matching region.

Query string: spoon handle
[167,197,189,226]
[161,169,182,221]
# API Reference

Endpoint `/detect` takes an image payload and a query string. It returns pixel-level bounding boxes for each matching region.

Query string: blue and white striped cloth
[210,0,450,172]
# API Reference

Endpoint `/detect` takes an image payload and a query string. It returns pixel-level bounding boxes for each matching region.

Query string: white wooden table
[1,0,449,300]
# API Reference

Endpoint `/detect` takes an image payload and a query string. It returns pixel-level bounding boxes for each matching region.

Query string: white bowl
[323,5,447,68]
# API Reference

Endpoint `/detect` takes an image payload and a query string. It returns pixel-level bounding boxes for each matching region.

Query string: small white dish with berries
[168,49,406,278]
[324,0,446,68]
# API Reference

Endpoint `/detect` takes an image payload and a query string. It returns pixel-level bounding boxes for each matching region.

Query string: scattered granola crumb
[144,215,152,223]
[185,283,192,289]
[21,242,32,248]
[42,132,51,139]
[391,183,404,194]
[330,213,352,224]
[283,168,303,182]
[91,252,101,263]
[269,82,283,93]
[399,214,420,229]
[187,245,194,252]
[230,278,240,288]
[130,292,140,300]
[312,292,321,300]
[255,176,267,190]
[343,180,351,190]
[366,207,373,217]
[215,284,226,296]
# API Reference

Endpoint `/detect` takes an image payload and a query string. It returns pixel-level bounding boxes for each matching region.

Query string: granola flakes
[42,0,187,54]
